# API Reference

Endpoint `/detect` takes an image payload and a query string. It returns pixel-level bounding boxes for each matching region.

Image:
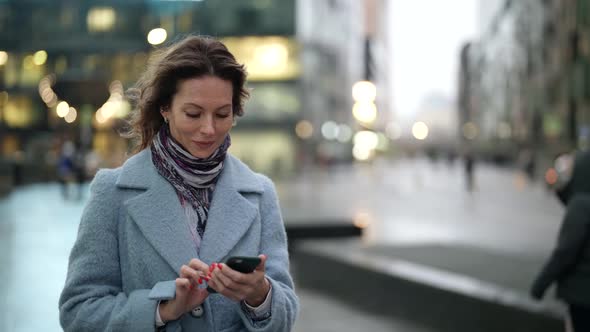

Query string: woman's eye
[217,113,230,118]
[186,113,200,118]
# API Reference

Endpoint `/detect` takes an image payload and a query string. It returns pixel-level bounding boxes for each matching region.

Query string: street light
[352,80,377,125]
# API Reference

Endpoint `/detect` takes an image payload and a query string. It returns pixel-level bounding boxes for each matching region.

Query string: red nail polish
[219,264,223,270]
[189,284,194,290]
[209,264,214,272]
[198,278,203,285]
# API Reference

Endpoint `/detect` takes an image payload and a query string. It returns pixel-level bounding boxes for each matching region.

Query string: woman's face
[162,76,234,159]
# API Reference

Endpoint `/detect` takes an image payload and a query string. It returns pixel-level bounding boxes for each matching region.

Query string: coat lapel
[198,155,263,263]
[115,150,264,273]
[117,150,198,274]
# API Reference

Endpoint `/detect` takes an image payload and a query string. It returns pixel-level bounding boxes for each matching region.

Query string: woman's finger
[176,277,191,290]
[211,268,234,291]
[180,265,198,278]
[174,277,193,301]
[255,254,267,272]
[180,264,207,286]
[208,276,241,301]
[212,269,259,301]
[217,263,249,283]
[188,258,210,274]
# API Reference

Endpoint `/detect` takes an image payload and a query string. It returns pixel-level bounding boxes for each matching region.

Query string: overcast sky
[389,0,478,120]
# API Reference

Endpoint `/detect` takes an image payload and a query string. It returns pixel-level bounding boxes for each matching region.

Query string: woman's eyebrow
[182,102,231,111]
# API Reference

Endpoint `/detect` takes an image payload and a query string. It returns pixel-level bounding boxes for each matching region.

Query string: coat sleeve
[531,196,590,298]
[238,175,299,332]
[59,169,159,332]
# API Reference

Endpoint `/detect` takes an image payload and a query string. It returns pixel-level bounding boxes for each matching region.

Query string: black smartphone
[225,256,261,273]
[206,256,261,293]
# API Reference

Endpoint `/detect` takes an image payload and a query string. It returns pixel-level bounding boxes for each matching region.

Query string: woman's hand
[159,259,210,322]
[207,254,271,306]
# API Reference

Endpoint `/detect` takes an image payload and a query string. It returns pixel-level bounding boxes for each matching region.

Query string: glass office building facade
[0,0,300,183]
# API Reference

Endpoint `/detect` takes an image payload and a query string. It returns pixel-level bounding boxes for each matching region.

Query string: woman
[531,150,590,332]
[59,36,299,331]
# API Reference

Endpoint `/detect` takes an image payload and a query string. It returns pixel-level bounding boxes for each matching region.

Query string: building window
[87,7,116,32]
[4,95,38,128]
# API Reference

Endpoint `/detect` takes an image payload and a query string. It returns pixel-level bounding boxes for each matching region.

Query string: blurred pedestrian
[519,148,536,181]
[530,149,590,332]
[59,35,298,332]
[463,148,475,191]
[11,150,24,186]
[72,148,87,200]
[446,148,456,168]
[57,140,75,199]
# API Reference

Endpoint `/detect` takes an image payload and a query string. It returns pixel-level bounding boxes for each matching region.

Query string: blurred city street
[2,0,590,331]
[280,156,562,256]
[0,156,565,331]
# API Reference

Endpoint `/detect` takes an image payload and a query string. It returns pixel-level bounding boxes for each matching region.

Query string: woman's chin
[189,149,214,159]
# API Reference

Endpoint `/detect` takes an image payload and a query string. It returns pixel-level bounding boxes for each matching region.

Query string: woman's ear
[160,106,169,122]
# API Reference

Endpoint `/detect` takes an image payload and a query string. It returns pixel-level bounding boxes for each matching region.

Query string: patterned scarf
[151,124,230,239]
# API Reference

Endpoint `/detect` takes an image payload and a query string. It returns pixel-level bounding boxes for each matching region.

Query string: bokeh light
[147,28,167,45]
[33,50,47,65]
[64,107,77,123]
[352,102,377,124]
[462,122,479,140]
[412,122,429,140]
[545,168,558,186]
[56,101,69,118]
[337,124,353,143]
[295,120,313,139]
[321,121,339,140]
[352,81,377,102]
[0,51,8,66]
[353,211,372,229]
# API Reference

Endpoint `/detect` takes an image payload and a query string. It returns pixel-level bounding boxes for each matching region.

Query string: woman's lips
[194,141,214,149]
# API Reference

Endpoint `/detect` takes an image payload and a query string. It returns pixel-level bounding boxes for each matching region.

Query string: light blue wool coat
[59,149,299,332]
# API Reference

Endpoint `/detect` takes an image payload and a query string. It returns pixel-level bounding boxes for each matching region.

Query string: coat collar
[116,149,262,193]
[116,149,263,273]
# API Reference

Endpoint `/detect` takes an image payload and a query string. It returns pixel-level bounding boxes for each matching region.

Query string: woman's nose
[200,116,215,135]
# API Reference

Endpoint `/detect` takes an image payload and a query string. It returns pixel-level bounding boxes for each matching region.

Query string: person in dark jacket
[531,149,590,332]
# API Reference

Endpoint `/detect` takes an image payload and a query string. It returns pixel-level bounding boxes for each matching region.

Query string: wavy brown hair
[125,35,249,153]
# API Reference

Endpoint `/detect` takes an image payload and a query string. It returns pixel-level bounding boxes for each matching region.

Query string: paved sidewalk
[0,181,438,332]
[280,157,568,331]
[277,157,563,256]
[293,287,435,332]
[0,157,565,331]
[292,238,566,332]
